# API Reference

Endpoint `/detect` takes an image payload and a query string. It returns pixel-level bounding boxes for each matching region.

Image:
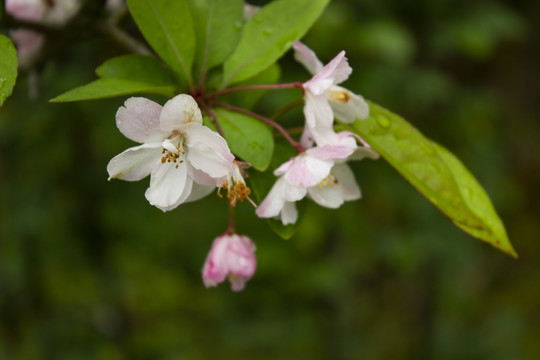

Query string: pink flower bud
[202,234,256,292]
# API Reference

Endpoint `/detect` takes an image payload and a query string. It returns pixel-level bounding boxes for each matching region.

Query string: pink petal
[293,41,323,75]
[304,51,352,96]
[107,143,162,181]
[116,97,166,143]
[284,155,333,188]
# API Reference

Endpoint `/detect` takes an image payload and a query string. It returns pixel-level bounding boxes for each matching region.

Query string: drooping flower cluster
[256,42,378,225]
[106,43,377,291]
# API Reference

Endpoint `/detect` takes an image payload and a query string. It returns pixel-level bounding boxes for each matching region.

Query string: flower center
[318,174,338,188]
[329,89,350,103]
[160,138,185,169]
[218,163,256,207]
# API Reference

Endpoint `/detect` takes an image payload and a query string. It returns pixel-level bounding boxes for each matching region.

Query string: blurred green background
[1,0,539,359]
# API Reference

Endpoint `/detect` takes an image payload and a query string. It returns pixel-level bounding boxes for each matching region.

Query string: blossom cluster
[106,43,378,291]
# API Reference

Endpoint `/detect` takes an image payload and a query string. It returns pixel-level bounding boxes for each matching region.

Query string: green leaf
[95,54,179,86]
[221,63,281,110]
[0,34,18,107]
[345,101,516,257]
[222,0,329,86]
[51,55,178,102]
[214,108,274,171]
[188,0,243,74]
[50,78,175,102]
[127,0,196,85]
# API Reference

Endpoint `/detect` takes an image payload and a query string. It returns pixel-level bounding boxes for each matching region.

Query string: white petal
[280,201,298,225]
[115,97,166,143]
[281,182,307,202]
[303,92,334,129]
[159,94,203,133]
[185,126,234,178]
[300,126,315,149]
[293,41,323,75]
[308,183,344,209]
[145,162,191,211]
[188,165,217,186]
[184,182,215,203]
[256,178,287,218]
[328,86,369,123]
[107,143,162,181]
[333,163,361,201]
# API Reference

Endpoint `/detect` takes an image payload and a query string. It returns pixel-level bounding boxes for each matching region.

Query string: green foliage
[0,34,17,107]
[213,109,274,171]
[346,101,516,257]
[222,0,329,86]
[127,0,196,85]
[188,0,244,74]
[50,55,178,102]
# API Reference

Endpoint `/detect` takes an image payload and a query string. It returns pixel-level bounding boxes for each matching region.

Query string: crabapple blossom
[202,233,257,292]
[256,133,378,225]
[107,94,235,211]
[293,41,370,147]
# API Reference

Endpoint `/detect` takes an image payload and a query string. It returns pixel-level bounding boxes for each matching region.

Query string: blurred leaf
[222,0,328,86]
[50,78,175,102]
[127,0,196,85]
[188,0,243,73]
[0,34,17,107]
[346,101,516,257]
[213,108,274,171]
[221,63,281,110]
[51,55,177,102]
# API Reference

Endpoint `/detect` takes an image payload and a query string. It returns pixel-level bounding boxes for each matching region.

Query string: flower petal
[107,143,162,181]
[144,162,191,211]
[280,201,298,225]
[116,97,166,143]
[284,155,333,188]
[293,41,323,75]
[303,92,334,129]
[308,181,344,209]
[333,163,361,201]
[184,182,215,203]
[185,126,234,178]
[327,86,369,123]
[256,178,287,219]
[159,94,202,133]
[304,51,351,96]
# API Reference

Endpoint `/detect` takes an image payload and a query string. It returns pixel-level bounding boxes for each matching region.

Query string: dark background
[1,0,539,358]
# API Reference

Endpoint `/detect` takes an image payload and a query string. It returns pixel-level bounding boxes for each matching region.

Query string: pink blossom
[256,133,378,225]
[293,41,370,147]
[202,234,257,292]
